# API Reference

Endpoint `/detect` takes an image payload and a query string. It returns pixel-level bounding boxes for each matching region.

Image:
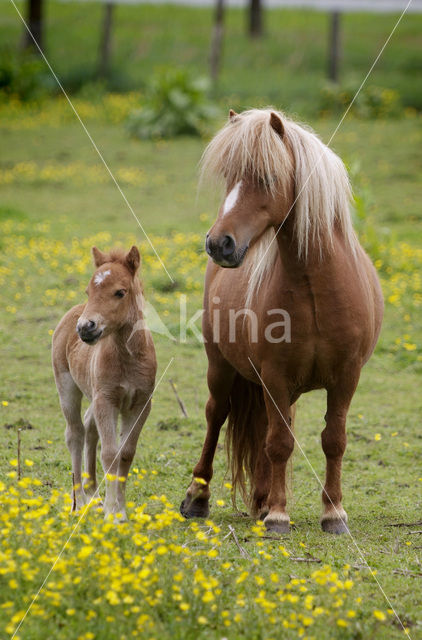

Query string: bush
[127,68,218,139]
[0,48,51,101]
[319,83,402,119]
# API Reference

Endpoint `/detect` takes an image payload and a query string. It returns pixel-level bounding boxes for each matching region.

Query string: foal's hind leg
[320,379,358,534]
[56,371,88,511]
[83,404,99,498]
[180,357,235,519]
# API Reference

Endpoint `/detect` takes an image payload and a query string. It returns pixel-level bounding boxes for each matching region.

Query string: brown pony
[181,109,383,534]
[52,246,156,521]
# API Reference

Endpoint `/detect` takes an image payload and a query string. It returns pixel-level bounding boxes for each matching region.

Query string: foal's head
[203,110,295,268]
[77,246,141,345]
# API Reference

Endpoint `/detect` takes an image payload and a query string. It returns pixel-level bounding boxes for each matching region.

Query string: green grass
[0,100,421,638]
[1,2,422,113]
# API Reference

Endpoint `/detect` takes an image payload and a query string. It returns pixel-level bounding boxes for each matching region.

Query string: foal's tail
[225,374,267,513]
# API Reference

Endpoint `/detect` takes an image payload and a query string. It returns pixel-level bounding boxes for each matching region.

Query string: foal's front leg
[116,395,152,519]
[56,371,88,511]
[93,393,121,520]
[83,404,99,499]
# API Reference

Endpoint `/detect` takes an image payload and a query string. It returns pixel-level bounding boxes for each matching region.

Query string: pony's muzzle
[77,319,103,345]
[205,233,246,268]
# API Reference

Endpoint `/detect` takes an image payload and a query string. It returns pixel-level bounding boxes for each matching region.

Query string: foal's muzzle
[77,320,103,345]
[205,234,248,268]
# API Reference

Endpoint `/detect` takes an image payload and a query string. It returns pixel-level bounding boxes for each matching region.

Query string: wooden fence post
[98,1,114,78]
[328,10,341,83]
[21,0,44,54]
[210,0,225,83]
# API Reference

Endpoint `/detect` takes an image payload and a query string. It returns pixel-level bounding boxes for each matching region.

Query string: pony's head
[203,109,293,268]
[201,108,356,272]
[76,246,141,345]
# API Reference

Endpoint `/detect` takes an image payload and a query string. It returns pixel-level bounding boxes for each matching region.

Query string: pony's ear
[125,245,141,275]
[269,111,284,138]
[92,246,108,268]
[229,109,238,121]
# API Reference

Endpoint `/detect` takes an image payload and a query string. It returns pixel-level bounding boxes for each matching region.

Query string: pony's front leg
[320,382,357,534]
[180,360,235,519]
[261,382,294,534]
[93,394,120,520]
[116,396,152,519]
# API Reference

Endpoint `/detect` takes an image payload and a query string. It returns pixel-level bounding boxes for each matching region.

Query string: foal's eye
[114,289,126,299]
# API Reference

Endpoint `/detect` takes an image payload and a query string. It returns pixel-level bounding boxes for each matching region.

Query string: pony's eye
[114,290,126,299]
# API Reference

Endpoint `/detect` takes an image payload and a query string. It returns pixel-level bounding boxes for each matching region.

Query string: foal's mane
[200,108,358,304]
[96,248,129,266]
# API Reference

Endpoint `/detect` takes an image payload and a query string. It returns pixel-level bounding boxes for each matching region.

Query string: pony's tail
[225,374,267,513]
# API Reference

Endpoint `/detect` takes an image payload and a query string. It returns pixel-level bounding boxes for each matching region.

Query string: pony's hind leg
[180,356,235,519]
[56,371,88,511]
[83,404,99,499]
[320,380,357,534]
[251,403,296,519]
[261,377,294,534]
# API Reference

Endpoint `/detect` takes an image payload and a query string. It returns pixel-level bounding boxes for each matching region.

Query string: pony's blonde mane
[200,108,358,305]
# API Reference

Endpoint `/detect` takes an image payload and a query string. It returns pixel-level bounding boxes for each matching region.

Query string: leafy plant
[319,83,402,119]
[127,68,218,139]
[0,48,51,101]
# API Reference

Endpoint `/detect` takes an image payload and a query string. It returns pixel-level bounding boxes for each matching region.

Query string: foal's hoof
[321,517,348,535]
[263,513,290,535]
[180,496,209,519]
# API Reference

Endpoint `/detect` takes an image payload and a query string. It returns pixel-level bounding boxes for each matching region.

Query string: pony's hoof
[263,513,290,534]
[180,497,209,519]
[321,517,348,535]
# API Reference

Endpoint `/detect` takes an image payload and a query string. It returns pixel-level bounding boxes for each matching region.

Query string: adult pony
[181,108,383,534]
[53,246,156,521]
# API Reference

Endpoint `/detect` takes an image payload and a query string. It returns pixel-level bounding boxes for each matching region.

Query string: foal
[52,246,156,520]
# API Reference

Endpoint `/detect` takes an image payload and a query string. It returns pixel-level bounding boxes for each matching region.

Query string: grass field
[1,1,422,113]
[1,4,422,640]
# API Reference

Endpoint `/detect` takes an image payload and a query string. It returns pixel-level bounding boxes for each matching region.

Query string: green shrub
[0,48,51,101]
[319,83,402,119]
[127,68,218,139]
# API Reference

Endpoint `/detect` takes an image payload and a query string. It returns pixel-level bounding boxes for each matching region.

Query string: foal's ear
[229,109,238,121]
[92,246,108,268]
[269,111,284,138]
[125,245,141,275]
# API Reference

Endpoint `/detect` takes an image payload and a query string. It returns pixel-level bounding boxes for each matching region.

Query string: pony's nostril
[87,320,96,331]
[205,236,212,256]
[221,235,235,258]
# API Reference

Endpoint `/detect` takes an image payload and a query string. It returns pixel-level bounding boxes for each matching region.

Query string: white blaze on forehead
[94,269,111,286]
[222,181,242,216]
